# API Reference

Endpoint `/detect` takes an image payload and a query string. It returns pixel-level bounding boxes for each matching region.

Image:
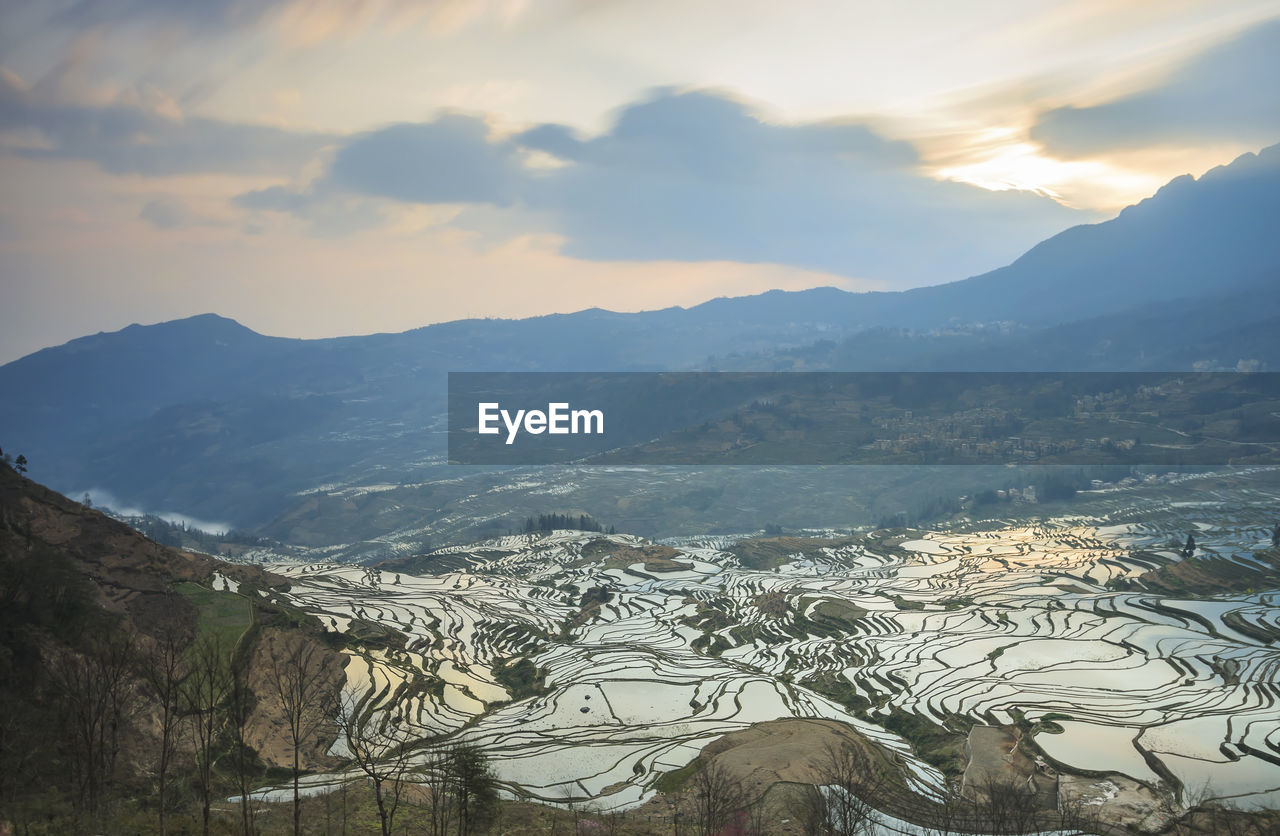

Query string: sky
[1,0,1279,363]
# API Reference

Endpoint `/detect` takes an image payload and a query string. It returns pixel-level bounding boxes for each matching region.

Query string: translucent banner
[447,372,1280,465]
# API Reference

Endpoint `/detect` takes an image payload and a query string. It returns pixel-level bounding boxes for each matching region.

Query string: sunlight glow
[932,133,1167,211]
[936,140,1101,199]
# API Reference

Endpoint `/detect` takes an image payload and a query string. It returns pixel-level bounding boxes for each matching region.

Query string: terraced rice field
[263,474,1280,813]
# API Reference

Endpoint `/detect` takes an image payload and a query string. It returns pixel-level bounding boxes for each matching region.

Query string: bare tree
[919,781,976,836]
[599,806,626,836]
[141,630,187,836]
[688,757,748,836]
[0,697,45,825]
[745,795,770,836]
[819,743,883,835]
[1208,802,1280,836]
[971,773,1046,834]
[182,634,231,836]
[785,785,828,836]
[226,656,258,836]
[336,692,416,836]
[339,774,351,836]
[1053,786,1108,836]
[263,633,337,836]
[555,783,581,835]
[50,630,138,819]
[672,790,688,836]
[786,743,884,836]
[422,745,456,836]
[580,801,626,836]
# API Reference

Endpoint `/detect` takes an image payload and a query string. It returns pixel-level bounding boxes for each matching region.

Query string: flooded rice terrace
[261,469,1280,814]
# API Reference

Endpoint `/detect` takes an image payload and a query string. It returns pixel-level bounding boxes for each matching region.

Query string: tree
[12,454,25,475]
[422,746,456,836]
[970,774,1045,835]
[140,630,188,836]
[336,692,416,836]
[688,757,748,836]
[919,783,973,836]
[1056,790,1104,835]
[785,786,827,836]
[1183,532,1197,558]
[226,657,259,836]
[815,743,882,835]
[49,630,138,820]
[786,743,883,836]
[263,633,337,836]
[744,795,770,836]
[449,742,499,835]
[182,634,231,836]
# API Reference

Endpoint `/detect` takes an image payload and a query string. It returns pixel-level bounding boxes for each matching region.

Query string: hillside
[0,456,287,632]
[0,464,347,832]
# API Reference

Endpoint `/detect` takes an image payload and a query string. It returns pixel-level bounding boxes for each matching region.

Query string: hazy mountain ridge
[1,141,1276,529]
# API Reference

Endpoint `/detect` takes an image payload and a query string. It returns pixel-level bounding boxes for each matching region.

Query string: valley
[240,466,1280,830]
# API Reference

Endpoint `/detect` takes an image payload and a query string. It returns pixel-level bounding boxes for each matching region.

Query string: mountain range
[1,141,1277,537]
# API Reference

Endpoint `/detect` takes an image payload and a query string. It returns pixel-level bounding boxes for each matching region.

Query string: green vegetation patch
[1035,715,1071,735]
[881,708,974,777]
[728,622,788,647]
[680,598,736,633]
[811,598,868,625]
[753,591,790,619]
[728,536,857,570]
[340,617,409,650]
[801,672,871,716]
[1120,548,1280,598]
[654,757,702,794]
[691,633,733,657]
[986,643,1017,662]
[175,581,252,649]
[891,594,926,611]
[582,538,694,572]
[492,657,548,702]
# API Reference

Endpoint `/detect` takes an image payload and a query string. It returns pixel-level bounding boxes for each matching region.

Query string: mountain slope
[0,464,348,827]
[0,459,287,632]
[895,142,1280,327]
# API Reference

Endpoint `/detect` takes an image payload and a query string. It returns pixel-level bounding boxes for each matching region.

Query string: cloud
[1,0,534,56]
[40,0,281,32]
[4,0,350,44]
[138,197,190,229]
[329,113,522,204]
[233,184,312,213]
[515,123,586,162]
[0,67,333,175]
[1031,19,1280,157]
[281,88,1087,286]
[138,195,229,230]
[233,182,387,237]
